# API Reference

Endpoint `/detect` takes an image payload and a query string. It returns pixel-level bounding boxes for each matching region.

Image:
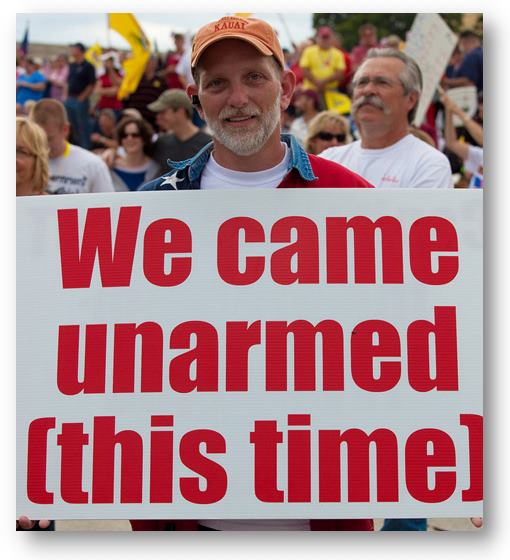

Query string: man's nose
[227,83,250,108]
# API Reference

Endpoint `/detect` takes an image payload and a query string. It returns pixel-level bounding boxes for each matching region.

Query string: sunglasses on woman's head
[316,131,346,142]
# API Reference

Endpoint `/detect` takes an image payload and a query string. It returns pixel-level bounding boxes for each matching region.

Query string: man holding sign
[138,15,372,531]
[17,16,482,534]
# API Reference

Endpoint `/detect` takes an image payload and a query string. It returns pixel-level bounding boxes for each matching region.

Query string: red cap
[317,26,333,38]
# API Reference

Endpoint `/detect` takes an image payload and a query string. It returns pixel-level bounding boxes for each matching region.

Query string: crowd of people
[16,20,483,197]
[16,15,483,532]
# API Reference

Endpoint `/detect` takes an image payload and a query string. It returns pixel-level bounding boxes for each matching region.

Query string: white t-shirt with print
[320,134,453,189]
[47,143,114,194]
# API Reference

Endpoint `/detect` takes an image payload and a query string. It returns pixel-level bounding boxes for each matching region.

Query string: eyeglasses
[316,131,346,142]
[121,132,142,139]
[16,147,35,158]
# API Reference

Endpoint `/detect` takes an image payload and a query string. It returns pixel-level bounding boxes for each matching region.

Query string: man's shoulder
[186,130,212,147]
[69,144,108,167]
[140,169,184,191]
[319,141,360,163]
[403,134,450,164]
[307,153,373,188]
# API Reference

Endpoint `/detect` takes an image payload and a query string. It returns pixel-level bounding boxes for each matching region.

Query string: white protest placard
[405,13,458,126]
[447,85,479,127]
[17,189,482,520]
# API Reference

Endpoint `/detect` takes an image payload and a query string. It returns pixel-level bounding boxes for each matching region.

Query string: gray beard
[205,95,281,157]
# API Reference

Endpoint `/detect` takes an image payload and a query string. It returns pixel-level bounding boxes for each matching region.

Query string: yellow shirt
[299,45,346,91]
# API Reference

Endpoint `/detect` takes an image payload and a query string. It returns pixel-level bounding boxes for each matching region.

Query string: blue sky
[15,13,315,52]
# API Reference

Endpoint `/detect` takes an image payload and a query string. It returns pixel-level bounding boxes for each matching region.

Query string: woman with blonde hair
[305,110,352,155]
[16,116,49,196]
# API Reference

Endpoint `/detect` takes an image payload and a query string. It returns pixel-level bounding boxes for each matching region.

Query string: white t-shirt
[289,117,309,147]
[464,145,484,188]
[320,134,453,189]
[200,142,308,531]
[200,144,290,190]
[47,143,114,194]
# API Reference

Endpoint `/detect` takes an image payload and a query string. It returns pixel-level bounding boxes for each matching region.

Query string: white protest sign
[447,85,478,127]
[17,189,482,520]
[405,13,458,126]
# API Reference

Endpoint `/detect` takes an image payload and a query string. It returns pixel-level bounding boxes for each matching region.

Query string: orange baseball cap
[191,16,285,69]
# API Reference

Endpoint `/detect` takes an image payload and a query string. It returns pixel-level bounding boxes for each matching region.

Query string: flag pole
[106,14,111,48]
[277,13,296,49]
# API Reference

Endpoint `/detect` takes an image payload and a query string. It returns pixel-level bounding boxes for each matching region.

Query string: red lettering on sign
[405,428,457,503]
[409,217,459,285]
[217,217,265,285]
[57,423,89,503]
[179,430,227,504]
[143,218,192,287]
[58,206,141,288]
[27,417,55,504]
[351,320,401,392]
[270,217,319,285]
[407,306,459,391]
[92,417,143,503]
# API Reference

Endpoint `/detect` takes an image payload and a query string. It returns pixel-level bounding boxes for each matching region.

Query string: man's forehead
[358,57,404,76]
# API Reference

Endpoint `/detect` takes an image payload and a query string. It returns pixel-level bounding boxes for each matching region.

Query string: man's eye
[247,73,264,82]
[206,79,224,89]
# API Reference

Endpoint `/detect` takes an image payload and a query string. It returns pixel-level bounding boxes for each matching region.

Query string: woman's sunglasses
[121,132,142,139]
[316,131,346,142]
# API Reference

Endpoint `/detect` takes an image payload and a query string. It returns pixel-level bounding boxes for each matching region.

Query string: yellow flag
[108,13,151,100]
[85,43,102,67]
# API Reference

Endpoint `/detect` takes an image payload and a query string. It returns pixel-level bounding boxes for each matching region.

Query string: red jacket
[131,519,374,531]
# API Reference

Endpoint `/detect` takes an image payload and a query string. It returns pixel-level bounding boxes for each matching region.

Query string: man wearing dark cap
[136,16,372,532]
[65,42,96,149]
[299,26,346,108]
[147,89,211,175]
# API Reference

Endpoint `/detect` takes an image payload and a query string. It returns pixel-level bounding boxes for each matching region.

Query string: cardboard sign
[447,86,479,127]
[17,189,482,520]
[405,14,458,126]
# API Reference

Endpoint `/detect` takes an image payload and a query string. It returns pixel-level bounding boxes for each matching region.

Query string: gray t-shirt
[152,130,211,176]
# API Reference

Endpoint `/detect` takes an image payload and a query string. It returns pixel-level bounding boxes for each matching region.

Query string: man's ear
[280,69,296,111]
[186,83,205,119]
[63,122,71,140]
[407,91,419,117]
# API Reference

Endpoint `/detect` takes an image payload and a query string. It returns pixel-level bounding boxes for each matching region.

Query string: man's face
[156,107,177,132]
[294,93,313,115]
[189,39,294,157]
[174,36,185,52]
[459,36,478,54]
[69,46,82,62]
[317,33,333,49]
[37,121,68,159]
[360,27,377,47]
[352,57,417,130]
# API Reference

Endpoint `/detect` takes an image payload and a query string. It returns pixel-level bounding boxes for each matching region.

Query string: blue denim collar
[167,133,317,184]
